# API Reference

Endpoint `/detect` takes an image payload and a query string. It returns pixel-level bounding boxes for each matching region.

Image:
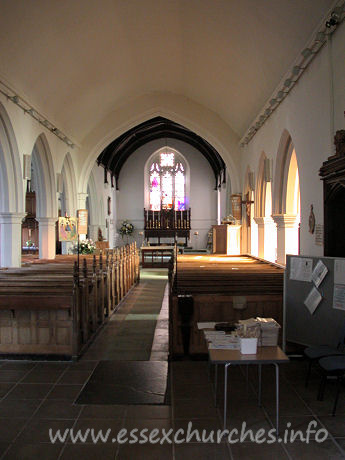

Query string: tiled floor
[0,269,344,459]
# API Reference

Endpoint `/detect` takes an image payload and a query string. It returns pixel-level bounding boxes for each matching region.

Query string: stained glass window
[149,163,161,211]
[174,170,185,210]
[149,152,186,210]
[161,172,173,209]
[160,152,174,167]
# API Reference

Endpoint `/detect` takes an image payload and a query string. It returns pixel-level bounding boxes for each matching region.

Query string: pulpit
[212,224,241,255]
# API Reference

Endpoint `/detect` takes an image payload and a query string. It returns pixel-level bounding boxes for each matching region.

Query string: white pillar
[253,216,277,262]
[254,217,266,259]
[0,212,26,267]
[272,214,299,265]
[77,193,88,210]
[37,217,57,259]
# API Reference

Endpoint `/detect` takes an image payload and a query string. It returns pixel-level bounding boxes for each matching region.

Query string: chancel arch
[272,132,301,264]
[0,103,25,267]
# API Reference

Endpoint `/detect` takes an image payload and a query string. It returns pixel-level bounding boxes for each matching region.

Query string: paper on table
[290,257,313,282]
[197,322,217,329]
[333,284,345,310]
[334,260,345,285]
[208,336,239,349]
[304,287,322,314]
[312,260,328,287]
[209,343,240,350]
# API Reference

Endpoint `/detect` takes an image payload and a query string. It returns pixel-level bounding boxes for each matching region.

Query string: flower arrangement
[25,240,34,247]
[71,238,96,255]
[119,220,134,238]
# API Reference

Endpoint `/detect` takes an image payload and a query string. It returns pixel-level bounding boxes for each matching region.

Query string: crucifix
[242,192,254,227]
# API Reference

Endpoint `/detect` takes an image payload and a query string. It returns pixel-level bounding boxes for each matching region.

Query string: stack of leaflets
[203,330,240,350]
[256,317,280,346]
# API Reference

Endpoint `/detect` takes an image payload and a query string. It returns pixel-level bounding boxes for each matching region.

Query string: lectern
[212,224,241,255]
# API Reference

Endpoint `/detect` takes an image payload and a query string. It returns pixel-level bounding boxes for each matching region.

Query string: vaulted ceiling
[0,0,334,145]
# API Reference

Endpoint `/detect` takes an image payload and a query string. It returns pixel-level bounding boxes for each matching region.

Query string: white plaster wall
[240,21,345,258]
[113,138,220,248]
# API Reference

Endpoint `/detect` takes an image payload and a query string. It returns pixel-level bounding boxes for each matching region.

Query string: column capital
[253,216,274,226]
[0,212,26,224]
[272,214,298,228]
[77,193,88,209]
[36,217,58,225]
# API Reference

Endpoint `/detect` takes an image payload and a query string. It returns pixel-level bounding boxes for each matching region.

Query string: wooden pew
[169,254,284,357]
[0,243,140,359]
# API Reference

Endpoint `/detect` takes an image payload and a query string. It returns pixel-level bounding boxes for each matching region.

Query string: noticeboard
[77,209,88,235]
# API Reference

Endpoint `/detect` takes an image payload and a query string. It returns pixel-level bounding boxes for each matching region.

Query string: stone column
[37,217,57,260]
[253,216,277,261]
[77,193,88,210]
[0,212,26,267]
[272,214,299,265]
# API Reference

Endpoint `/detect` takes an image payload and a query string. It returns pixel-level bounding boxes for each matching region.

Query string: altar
[144,208,191,245]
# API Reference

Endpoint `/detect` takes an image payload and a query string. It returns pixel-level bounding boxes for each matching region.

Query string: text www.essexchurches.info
[49,421,328,444]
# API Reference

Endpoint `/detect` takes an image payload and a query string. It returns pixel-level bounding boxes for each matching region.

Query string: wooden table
[141,246,175,268]
[209,346,289,433]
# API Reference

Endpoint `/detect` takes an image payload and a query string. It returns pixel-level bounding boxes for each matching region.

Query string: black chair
[304,324,345,387]
[317,355,345,416]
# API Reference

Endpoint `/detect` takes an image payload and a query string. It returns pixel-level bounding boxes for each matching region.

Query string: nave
[0,267,344,459]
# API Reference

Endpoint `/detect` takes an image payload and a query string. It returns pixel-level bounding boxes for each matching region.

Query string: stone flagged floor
[0,269,344,458]
[0,359,344,458]
[81,269,168,362]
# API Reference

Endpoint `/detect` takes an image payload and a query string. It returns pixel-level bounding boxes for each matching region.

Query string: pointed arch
[31,133,57,218]
[255,152,267,218]
[254,152,277,262]
[273,129,300,215]
[86,170,99,227]
[0,103,25,267]
[272,131,301,264]
[61,152,77,216]
[0,103,24,213]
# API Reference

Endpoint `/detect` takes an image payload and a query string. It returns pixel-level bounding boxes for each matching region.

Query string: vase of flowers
[72,238,96,255]
[119,220,134,243]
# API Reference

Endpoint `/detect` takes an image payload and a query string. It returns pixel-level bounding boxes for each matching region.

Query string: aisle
[81,269,168,361]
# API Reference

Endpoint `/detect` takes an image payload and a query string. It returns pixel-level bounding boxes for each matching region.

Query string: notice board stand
[284,254,345,350]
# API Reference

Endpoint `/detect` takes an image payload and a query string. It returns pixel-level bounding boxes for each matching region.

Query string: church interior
[0,1,345,458]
